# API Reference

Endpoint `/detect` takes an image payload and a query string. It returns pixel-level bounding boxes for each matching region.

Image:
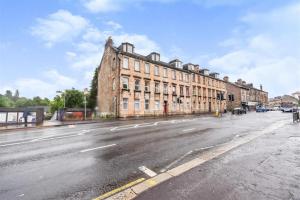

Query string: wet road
[0,112,291,200]
[136,115,300,200]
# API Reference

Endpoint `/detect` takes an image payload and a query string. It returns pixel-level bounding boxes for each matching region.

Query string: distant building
[269,95,299,108]
[223,76,249,111]
[97,37,227,117]
[292,91,300,100]
[224,77,268,111]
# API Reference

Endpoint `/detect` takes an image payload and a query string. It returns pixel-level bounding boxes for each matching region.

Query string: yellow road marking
[93,178,145,200]
[146,180,157,186]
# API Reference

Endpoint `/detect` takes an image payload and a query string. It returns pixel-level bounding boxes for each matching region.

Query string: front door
[164,101,168,115]
[209,102,212,113]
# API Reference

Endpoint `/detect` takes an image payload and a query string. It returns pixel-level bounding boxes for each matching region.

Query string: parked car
[232,107,247,115]
[256,106,267,112]
[282,107,298,113]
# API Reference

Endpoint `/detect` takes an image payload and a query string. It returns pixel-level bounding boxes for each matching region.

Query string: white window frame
[163,68,168,77]
[155,100,160,110]
[134,60,140,71]
[154,66,159,76]
[134,100,140,110]
[135,79,141,91]
[123,57,129,69]
[123,98,128,110]
[145,63,150,74]
[122,77,129,89]
[155,82,160,93]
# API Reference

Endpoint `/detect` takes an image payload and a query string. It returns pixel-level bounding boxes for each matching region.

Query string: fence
[0,107,44,126]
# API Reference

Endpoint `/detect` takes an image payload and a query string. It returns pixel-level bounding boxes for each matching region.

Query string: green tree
[13,89,19,101]
[15,97,32,107]
[0,95,14,107]
[65,89,84,108]
[5,90,13,99]
[88,67,99,110]
[50,95,64,114]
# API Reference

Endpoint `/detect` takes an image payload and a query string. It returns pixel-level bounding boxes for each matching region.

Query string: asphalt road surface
[0,112,291,200]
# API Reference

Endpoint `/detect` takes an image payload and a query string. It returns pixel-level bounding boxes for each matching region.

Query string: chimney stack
[237,79,243,85]
[223,76,229,82]
[105,36,113,48]
[260,84,263,91]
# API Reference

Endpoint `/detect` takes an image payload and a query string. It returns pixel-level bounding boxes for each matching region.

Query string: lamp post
[83,88,89,120]
[56,90,65,108]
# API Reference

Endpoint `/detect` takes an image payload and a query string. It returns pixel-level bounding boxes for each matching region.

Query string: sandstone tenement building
[97,37,227,117]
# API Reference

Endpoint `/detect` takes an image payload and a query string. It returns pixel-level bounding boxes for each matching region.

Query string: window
[134,60,140,71]
[172,70,176,80]
[135,79,140,91]
[163,68,168,77]
[198,75,200,83]
[180,72,183,81]
[193,86,196,95]
[112,78,115,91]
[173,98,177,111]
[155,82,160,93]
[134,100,140,110]
[192,74,195,82]
[154,66,159,76]
[123,98,128,109]
[163,83,168,94]
[155,100,160,110]
[180,86,184,96]
[185,74,190,82]
[172,85,176,95]
[198,87,201,96]
[186,87,190,96]
[127,45,133,53]
[122,77,129,89]
[145,63,150,74]
[145,99,149,110]
[145,80,150,92]
[123,57,129,69]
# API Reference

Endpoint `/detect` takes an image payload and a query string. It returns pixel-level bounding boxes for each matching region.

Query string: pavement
[0,111,296,200]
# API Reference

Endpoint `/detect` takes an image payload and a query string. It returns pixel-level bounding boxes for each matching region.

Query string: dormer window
[169,59,182,69]
[149,52,160,61]
[121,43,134,53]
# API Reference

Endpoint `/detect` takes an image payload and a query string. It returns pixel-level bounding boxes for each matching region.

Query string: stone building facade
[97,37,226,118]
[223,77,268,111]
[223,77,249,111]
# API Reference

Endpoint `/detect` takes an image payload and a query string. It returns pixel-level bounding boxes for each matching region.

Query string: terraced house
[97,37,226,117]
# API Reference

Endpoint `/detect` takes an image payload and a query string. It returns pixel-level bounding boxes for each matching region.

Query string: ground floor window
[155,100,160,110]
[145,99,149,110]
[134,100,140,110]
[123,98,128,110]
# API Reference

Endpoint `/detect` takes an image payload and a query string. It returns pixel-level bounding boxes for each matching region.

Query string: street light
[56,90,65,108]
[83,88,89,120]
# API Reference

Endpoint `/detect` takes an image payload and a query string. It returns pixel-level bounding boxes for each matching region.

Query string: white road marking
[138,166,157,177]
[182,128,196,132]
[18,194,25,197]
[80,144,116,153]
[160,150,193,173]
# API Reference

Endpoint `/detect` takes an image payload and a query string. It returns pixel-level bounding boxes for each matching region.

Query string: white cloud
[208,2,300,97]
[31,10,89,47]
[82,0,255,13]
[1,70,78,98]
[106,20,122,30]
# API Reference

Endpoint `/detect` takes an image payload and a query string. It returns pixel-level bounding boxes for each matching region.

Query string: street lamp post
[56,90,65,108]
[83,88,89,120]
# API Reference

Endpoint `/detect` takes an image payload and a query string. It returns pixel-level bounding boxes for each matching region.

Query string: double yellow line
[93,178,145,200]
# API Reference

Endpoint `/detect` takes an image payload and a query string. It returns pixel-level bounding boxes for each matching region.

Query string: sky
[0,0,299,99]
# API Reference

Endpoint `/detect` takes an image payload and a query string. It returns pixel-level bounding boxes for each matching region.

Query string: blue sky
[0,0,299,98]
